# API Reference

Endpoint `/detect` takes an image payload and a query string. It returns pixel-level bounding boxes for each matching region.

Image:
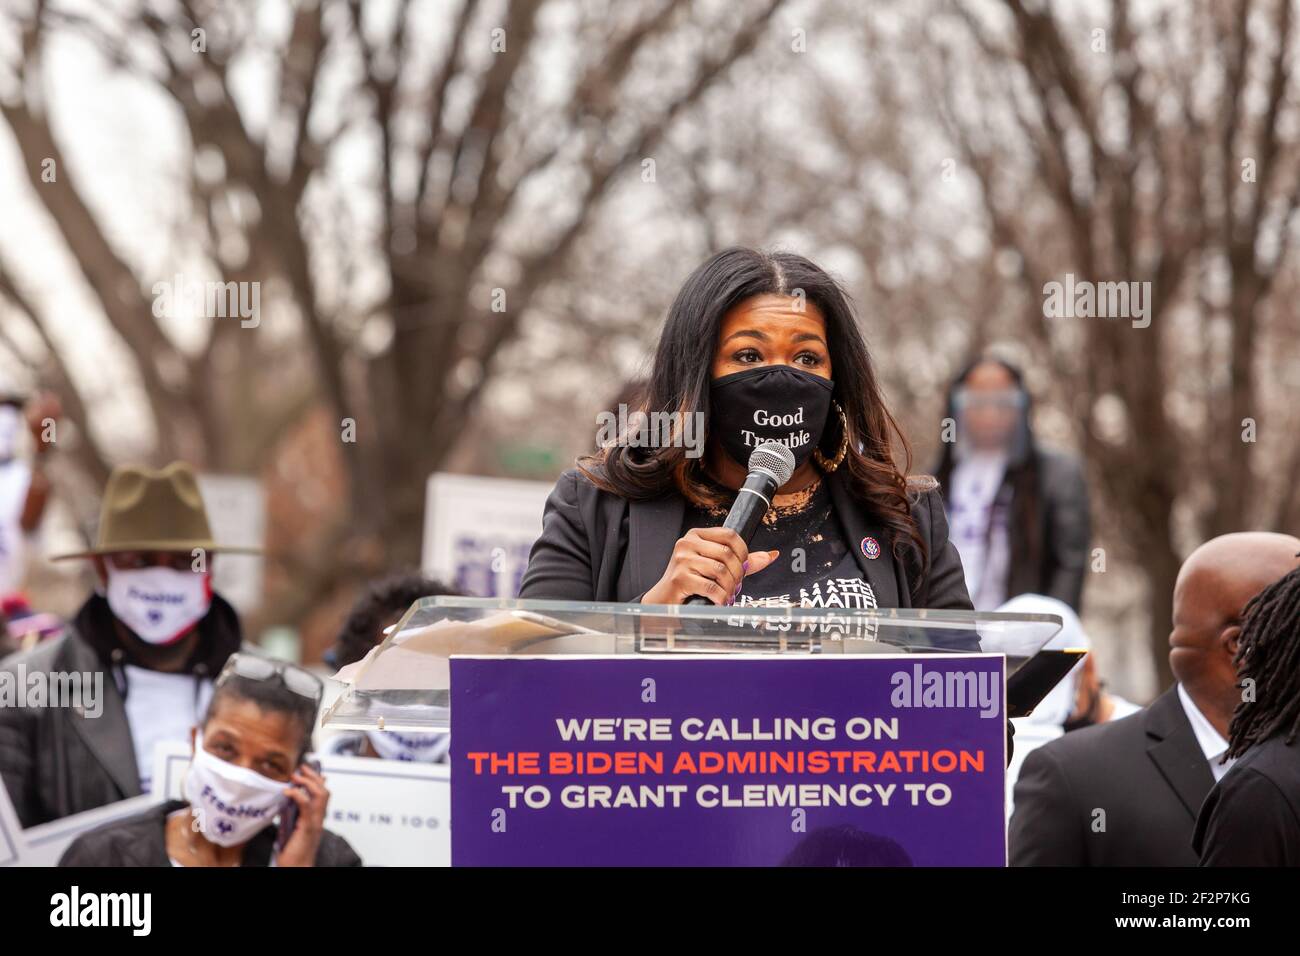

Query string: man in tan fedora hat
[0,461,257,826]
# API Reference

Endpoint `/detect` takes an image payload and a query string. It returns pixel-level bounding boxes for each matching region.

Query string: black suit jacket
[1009,687,1215,866]
[1194,735,1300,866]
[518,466,973,611]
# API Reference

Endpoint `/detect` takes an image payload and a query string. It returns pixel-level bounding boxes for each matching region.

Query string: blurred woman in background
[932,356,1090,611]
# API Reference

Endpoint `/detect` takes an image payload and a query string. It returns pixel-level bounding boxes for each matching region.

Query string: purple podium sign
[451,654,1006,866]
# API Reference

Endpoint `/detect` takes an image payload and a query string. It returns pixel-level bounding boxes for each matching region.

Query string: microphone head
[748,442,796,487]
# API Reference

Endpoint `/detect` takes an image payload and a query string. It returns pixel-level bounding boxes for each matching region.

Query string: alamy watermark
[0,665,103,718]
[595,404,705,458]
[890,664,1001,718]
[1043,272,1151,329]
[50,886,151,936]
[151,273,260,328]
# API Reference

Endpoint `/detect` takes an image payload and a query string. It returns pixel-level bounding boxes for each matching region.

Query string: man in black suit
[1009,532,1300,866]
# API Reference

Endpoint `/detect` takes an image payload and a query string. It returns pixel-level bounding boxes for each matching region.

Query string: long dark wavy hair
[579,247,928,590]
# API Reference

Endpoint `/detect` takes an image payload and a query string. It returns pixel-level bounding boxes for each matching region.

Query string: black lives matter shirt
[682,479,878,638]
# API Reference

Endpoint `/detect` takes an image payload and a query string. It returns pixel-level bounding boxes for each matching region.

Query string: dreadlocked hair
[1226,564,1300,759]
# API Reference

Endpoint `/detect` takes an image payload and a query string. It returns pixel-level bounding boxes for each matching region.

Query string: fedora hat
[53,461,260,560]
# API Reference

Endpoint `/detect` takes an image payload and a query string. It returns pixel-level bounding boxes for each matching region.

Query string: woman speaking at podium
[519,247,972,615]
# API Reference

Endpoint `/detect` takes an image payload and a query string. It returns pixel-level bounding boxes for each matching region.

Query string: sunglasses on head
[217,652,324,704]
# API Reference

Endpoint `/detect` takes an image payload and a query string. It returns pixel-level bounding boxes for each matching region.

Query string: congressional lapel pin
[861,536,881,560]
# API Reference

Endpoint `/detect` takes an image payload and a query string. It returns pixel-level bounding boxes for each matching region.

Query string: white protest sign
[422,472,550,597]
[0,784,162,867]
[198,473,265,614]
[153,742,450,866]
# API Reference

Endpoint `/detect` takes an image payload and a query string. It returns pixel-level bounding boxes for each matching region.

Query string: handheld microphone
[684,441,797,606]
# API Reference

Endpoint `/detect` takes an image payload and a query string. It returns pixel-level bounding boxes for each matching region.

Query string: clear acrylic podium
[322,597,1071,733]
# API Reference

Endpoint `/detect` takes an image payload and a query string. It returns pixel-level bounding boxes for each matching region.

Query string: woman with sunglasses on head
[59,654,361,867]
[932,356,1091,612]
[519,247,973,621]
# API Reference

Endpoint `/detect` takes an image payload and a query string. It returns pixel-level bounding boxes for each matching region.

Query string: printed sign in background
[452,654,1007,867]
[197,473,265,615]
[153,743,450,866]
[0,784,160,867]
[421,472,550,597]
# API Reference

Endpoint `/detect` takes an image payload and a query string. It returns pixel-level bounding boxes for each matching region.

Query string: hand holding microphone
[642,443,796,606]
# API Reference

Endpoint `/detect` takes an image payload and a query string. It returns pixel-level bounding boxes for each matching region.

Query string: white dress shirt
[123,665,214,793]
[1176,683,1235,782]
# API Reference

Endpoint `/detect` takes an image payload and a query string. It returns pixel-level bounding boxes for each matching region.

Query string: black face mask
[709,365,834,470]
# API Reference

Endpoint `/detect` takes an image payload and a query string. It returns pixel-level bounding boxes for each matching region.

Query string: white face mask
[365,729,451,763]
[106,565,212,645]
[183,734,288,847]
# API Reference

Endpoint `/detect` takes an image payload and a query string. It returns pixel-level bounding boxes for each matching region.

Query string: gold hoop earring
[813,402,849,473]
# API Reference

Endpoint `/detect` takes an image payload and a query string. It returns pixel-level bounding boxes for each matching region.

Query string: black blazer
[518,466,974,611]
[1009,687,1214,866]
[1194,735,1300,866]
